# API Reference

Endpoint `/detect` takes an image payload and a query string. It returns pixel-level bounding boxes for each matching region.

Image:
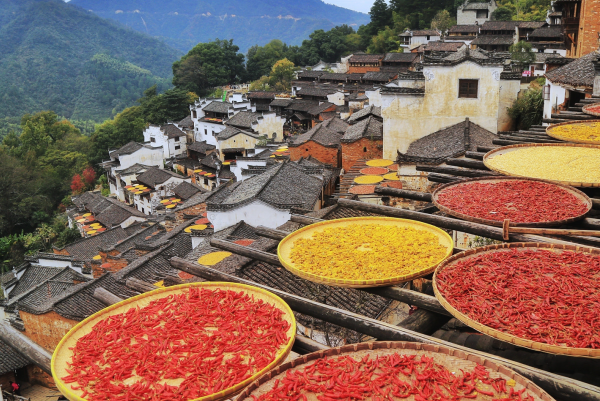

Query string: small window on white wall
[543,85,551,101]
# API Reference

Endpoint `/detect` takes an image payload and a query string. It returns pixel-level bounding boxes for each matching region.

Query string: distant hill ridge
[0,0,181,122]
[69,0,370,52]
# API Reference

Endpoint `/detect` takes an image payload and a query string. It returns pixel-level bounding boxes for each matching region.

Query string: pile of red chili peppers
[62,287,290,401]
[436,180,588,223]
[249,353,533,401]
[437,248,600,348]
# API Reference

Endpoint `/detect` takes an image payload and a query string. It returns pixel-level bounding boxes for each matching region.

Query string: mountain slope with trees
[69,0,370,53]
[0,0,180,124]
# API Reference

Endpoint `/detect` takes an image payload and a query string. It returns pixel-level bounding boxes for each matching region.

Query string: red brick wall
[20,311,79,353]
[348,66,381,74]
[579,0,600,57]
[290,141,340,167]
[341,138,383,172]
[27,365,56,388]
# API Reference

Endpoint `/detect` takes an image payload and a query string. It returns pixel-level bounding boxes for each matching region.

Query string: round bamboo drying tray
[51,282,297,401]
[236,341,555,401]
[433,242,600,358]
[483,143,600,187]
[546,119,600,144]
[277,216,453,288]
[432,176,592,228]
[582,103,600,117]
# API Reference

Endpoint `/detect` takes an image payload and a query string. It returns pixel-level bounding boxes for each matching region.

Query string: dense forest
[69,0,371,53]
[0,0,179,127]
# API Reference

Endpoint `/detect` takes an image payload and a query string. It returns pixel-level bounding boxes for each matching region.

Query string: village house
[226,110,285,143]
[396,118,496,191]
[246,91,276,112]
[341,115,384,172]
[472,21,546,52]
[548,0,600,57]
[206,162,324,231]
[347,54,384,74]
[177,116,195,142]
[101,142,164,198]
[142,123,188,159]
[456,0,497,25]
[447,25,480,45]
[543,48,600,119]
[289,118,348,167]
[68,191,147,231]
[381,52,419,72]
[528,26,567,56]
[370,46,520,159]
[133,167,192,215]
[399,30,441,50]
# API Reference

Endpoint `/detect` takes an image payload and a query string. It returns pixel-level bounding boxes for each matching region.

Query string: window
[363,147,367,152]
[459,79,478,98]
[204,178,209,185]
[543,85,551,101]
[476,9,489,18]
[427,35,430,40]
[174,137,180,142]
[150,137,155,142]
[175,145,181,150]
[204,129,208,136]
[192,110,197,118]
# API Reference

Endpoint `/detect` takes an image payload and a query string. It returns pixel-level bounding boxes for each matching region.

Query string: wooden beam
[0,323,52,375]
[290,214,327,225]
[93,288,124,306]
[581,218,600,230]
[374,186,433,202]
[427,173,461,184]
[209,239,451,316]
[125,277,157,293]
[464,151,485,160]
[477,146,496,153]
[592,198,600,210]
[169,257,600,401]
[445,158,490,170]
[292,335,331,354]
[397,308,450,335]
[255,226,290,240]
[416,165,500,178]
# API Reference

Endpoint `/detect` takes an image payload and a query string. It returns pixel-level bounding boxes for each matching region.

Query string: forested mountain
[0,0,180,123]
[69,0,370,52]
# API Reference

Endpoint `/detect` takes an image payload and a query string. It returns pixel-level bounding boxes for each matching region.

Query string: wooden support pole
[477,146,497,153]
[209,239,451,316]
[445,158,490,170]
[582,218,600,230]
[93,288,124,306]
[169,257,600,401]
[374,186,433,202]
[290,214,326,225]
[502,219,600,239]
[465,151,486,160]
[0,323,52,375]
[125,277,157,293]
[255,226,290,240]
[292,335,331,354]
[416,165,500,178]
[397,309,450,335]
[427,173,461,184]
[592,198,600,210]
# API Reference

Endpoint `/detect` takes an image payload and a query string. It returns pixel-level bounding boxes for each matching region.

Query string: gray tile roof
[412,30,440,36]
[290,123,343,148]
[398,119,496,164]
[545,50,598,88]
[188,141,216,154]
[247,91,276,99]
[425,41,466,52]
[216,126,260,140]
[172,181,204,200]
[270,98,294,107]
[115,163,152,176]
[0,339,30,375]
[318,73,349,81]
[463,2,491,9]
[178,115,194,128]
[449,25,480,33]
[480,21,520,31]
[161,124,186,139]
[296,88,337,98]
[202,101,232,114]
[137,167,184,187]
[362,71,397,82]
[8,265,65,299]
[349,54,384,63]
[61,226,132,261]
[297,71,324,79]
[109,142,158,158]
[530,26,563,38]
[347,105,382,123]
[307,102,335,116]
[321,117,350,134]
[471,35,515,45]
[341,116,383,143]
[208,162,322,210]
[226,111,259,129]
[383,52,419,62]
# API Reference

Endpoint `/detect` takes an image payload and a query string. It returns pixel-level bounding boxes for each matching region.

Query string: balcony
[562,17,580,25]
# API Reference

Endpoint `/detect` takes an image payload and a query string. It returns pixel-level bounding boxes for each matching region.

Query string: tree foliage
[430,10,456,36]
[510,41,536,67]
[508,87,544,130]
[368,27,402,54]
[250,59,298,92]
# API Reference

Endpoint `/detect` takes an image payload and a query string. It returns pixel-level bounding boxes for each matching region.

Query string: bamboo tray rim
[546,119,600,145]
[277,216,453,288]
[483,143,600,188]
[51,282,297,401]
[433,242,600,358]
[582,103,600,117]
[235,341,555,401]
[432,176,592,228]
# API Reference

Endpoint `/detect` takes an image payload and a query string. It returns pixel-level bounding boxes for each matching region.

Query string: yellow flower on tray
[355,175,383,184]
[184,224,208,233]
[383,173,399,181]
[198,252,232,266]
[289,224,448,281]
[366,159,394,167]
[548,122,600,144]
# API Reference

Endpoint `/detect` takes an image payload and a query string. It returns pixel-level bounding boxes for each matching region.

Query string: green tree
[492,6,514,20]
[172,39,245,96]
[369,0,393,33]
[510,41,536,69]
[139,86,197,125]
[430,10,455,37]
[368,27,401,54]
[508,87,543,130]
[250,58,298,92]
[246,40,289,82]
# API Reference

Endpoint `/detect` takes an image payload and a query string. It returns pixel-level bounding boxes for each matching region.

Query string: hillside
[69,0,371,52]
[0,0,180,122]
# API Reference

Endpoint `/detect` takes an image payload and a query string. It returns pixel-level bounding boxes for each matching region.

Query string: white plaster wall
[143,126,164,153]
[411,35,440,47]
[208,200,291,231]
[194,121,224,148]
[253,113,285,142]
[167,137,187,158]
[382,62,505,158]
[191,237,205,249]
[231,159,268,181]
[120,216,147,229]
[327,92,346,106]
[366,89,382,107]
[36,259,72,268]
[498,79,522,131]
[118,147,164,171]
[544,81,566,119]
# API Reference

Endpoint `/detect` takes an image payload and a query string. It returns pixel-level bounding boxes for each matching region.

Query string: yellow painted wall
[382,62,512,159]
[218,133,260,161]
[254,113,285,142]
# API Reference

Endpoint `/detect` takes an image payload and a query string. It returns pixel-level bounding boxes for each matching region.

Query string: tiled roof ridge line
[113,243,173,281]
[6,267,74,307]
[53,225,123,253]
[47,273,117,313]
[100,224,157,252]
[252,162,287,203]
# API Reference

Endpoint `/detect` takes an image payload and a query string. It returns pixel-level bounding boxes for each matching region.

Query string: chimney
[464,118,471,151]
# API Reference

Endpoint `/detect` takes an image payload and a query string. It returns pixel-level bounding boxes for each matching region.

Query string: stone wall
[341,138,383,172]
[579,0,600,57]
[290,141,340,167]
[19,311,78,353]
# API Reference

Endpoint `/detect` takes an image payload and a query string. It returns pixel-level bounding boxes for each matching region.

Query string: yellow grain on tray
[486,147,600,184]
[198,251,232,266]
[355,175,383,184]
[549,122,600,143]
[289,224,448,281]
[366,159,394,167]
